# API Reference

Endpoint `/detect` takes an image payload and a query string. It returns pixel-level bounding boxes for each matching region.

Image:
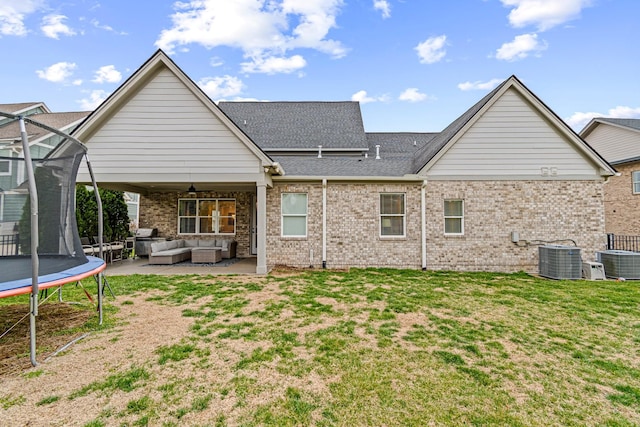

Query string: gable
[425,87,603,179]
[81,68,263,183]
[582,122,640,164]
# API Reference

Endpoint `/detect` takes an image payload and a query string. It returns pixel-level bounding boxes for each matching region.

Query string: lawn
[1,268,640,426]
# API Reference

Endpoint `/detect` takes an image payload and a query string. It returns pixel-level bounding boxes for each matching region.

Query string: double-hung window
[178,198,235,235]
[444,199,464,235]
[380,193,405,237]
[633,171,640,194]
[281,193,307,237]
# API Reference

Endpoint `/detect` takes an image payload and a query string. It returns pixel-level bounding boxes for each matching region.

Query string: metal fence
[607,234,640,252]
[0,233,19,256]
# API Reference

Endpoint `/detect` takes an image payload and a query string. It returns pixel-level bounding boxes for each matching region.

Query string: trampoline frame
[0,112,107,366]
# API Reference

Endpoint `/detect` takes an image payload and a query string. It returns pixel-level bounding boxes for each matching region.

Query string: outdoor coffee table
[191,247,222,264]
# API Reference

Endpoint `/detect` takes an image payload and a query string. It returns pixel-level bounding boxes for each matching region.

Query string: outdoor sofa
[148,239,237,265]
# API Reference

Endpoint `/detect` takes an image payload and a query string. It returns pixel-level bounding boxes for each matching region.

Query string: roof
[0,102,50,115]
[272,132,437,177]
[0,112,90,141]
[593,118,640,131]
[219,101,368,151]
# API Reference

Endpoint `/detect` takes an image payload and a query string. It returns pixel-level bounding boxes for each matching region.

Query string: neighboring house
[0,103,90,226]
[580,118,640,235]
[73,50,615,274]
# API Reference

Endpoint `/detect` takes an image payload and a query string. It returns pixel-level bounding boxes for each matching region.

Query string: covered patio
[104,255,257,276]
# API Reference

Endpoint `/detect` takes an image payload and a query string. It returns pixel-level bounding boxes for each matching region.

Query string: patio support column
[256,183,268,274]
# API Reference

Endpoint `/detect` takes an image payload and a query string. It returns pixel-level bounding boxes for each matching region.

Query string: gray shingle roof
[271,133,439,177]
[0,102,46,114]
[595,118,640,131]
[0,112,90,140]
[219,101,368,151]
[272,154,417,177]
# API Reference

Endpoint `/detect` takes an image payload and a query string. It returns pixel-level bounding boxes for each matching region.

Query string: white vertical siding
[428,88,599,178]
[583,124,640,163]
[83,68,262,182]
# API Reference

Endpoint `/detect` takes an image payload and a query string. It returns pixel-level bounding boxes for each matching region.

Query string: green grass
[4,269,640,425]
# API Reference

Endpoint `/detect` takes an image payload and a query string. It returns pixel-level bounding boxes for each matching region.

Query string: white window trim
[379,193,406,238]
[281,193,308,238]
[0,158,11,176]
[444,199,464,236]
[633,171,640,195]
[177,198,236,235]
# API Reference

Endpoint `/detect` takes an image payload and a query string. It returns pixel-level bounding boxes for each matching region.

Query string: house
[0,103,90,230]
[580,118,640,235]
[72,50,615,274]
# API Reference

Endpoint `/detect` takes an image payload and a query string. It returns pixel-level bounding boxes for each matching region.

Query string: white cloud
[92,65,122,84]
[78,89,109,110]
[458,78,503,91]
[566,106,640,131]
[155,0,347,74]
[373,0,391,19]
[399,88,428,102]
[241,54,306,74]
[41,14,76,39]
[198,75,244,100]
[90,19,128,35]
[0,0,45,36]
[415,35,447,64]
[495,33,547,61]
[352,90,382,104]
[501,0,592,31]
[36,61,77,83]
[210,56,224,67]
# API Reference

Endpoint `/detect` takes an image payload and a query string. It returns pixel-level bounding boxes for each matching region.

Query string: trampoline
[0,112,106,366]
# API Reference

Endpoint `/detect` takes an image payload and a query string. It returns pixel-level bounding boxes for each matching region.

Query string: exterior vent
[598,250,640,279]
[539,245,582,280]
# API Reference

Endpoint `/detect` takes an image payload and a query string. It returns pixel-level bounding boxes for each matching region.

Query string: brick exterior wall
[267,180,607,273]
[139,191,253,257]
[424,180,606,272]
[266,182,422,269]
[602,161,640,235]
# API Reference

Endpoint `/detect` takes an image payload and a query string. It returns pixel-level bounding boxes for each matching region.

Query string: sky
[1,0,639,133]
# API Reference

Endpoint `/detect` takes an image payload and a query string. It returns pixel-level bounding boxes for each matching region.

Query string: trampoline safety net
[0,136,88,283]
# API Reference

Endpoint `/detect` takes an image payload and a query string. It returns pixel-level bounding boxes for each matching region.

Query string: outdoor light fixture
[188,184,197,195]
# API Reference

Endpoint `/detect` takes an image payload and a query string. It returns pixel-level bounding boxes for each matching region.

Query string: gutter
[273,174,425,182]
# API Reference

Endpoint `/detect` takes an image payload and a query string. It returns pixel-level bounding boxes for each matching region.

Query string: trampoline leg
[98,273,103,325]
[29,293,38,366]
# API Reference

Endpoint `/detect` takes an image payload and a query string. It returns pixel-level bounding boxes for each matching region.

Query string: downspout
[421,179,427,271]
[322,179,327,269]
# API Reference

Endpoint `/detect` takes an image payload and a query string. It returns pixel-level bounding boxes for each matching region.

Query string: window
[380,193,405,237]
[282,193,307,237]
[633,171,640,194]
[444,200,464,235]
[0,160,9,175]
[178,198,235,235]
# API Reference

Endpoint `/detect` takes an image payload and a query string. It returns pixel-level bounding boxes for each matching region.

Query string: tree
[76,186,129,242]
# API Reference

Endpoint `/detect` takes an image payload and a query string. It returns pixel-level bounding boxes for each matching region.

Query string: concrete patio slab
[104,257,258,276]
